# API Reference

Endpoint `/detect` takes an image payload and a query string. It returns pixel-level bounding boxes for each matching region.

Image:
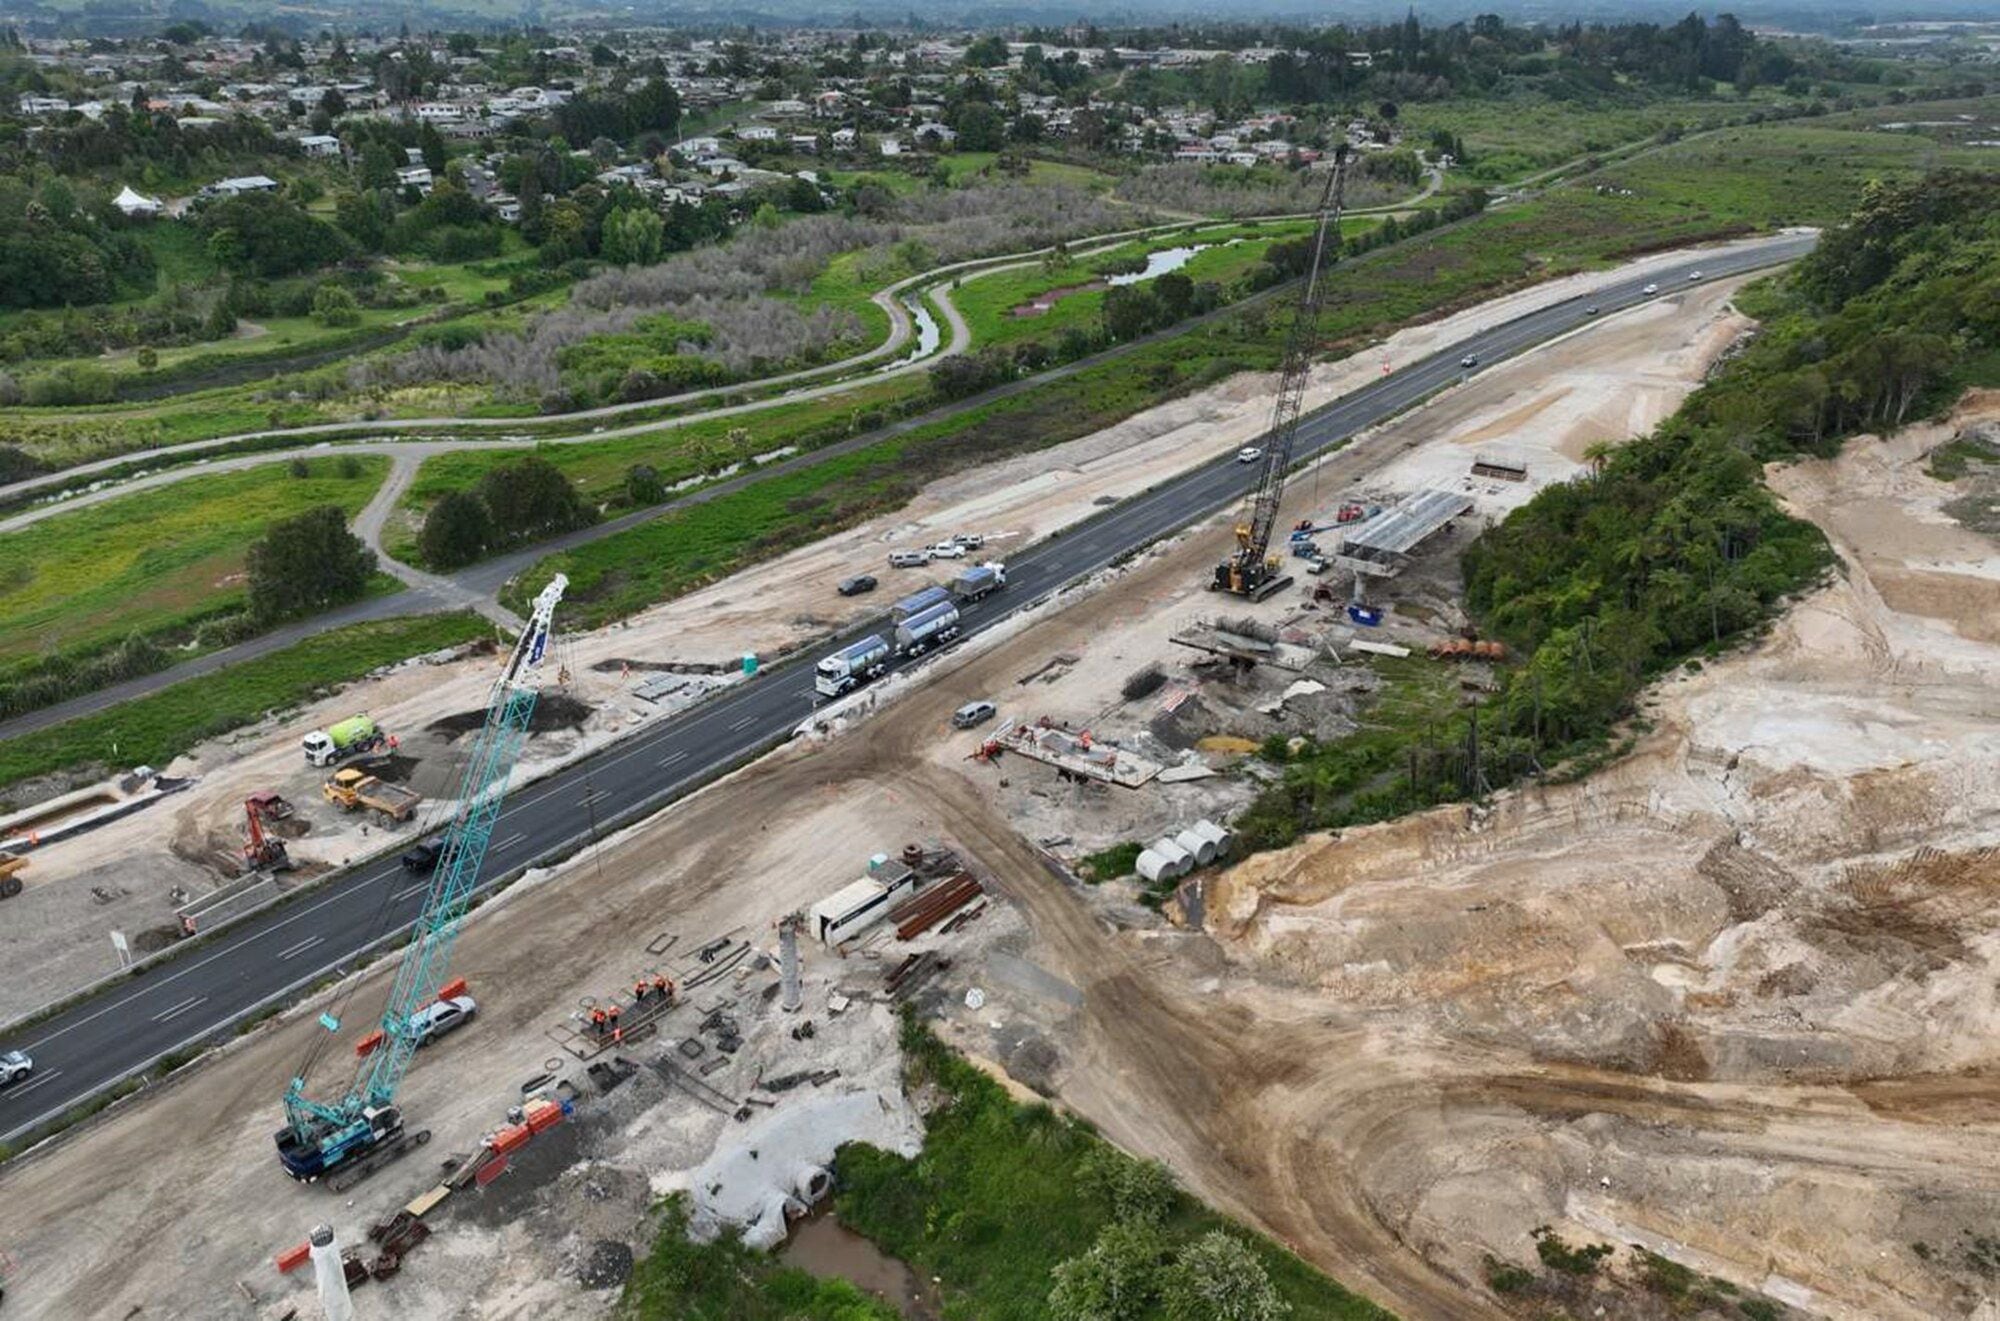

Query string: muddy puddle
[779,1208,941,1319]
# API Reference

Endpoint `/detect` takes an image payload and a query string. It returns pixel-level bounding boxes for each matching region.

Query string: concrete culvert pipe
[1193,819,1232,857]
[1149,837,1193,879]
[1135,849,1175,883]
[1174,828,1216,866]
[792,1165,833,1205]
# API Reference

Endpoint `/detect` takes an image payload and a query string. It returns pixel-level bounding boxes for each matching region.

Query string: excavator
[1213,144,1351,601]
[241,797,294,873]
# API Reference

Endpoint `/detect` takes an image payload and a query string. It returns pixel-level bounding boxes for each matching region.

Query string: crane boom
[1214,145,1351,600]
[276,574,567,1182]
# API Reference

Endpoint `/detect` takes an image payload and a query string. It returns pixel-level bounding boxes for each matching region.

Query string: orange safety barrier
[523,1100,565,1134]
[490,1123,532,1155]
[275,1242,311,1273]
[437,977,468,1002]
[355,1028,385,1058]
[475,1153,509,1186]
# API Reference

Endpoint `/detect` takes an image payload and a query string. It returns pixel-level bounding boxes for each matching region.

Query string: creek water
[779,1208,942,1319]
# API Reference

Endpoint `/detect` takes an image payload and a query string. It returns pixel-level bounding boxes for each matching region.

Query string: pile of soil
[428,693,594,740]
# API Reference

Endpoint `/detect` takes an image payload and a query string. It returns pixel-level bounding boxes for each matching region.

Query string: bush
[23,363,116,406]
[312,284,362,328]
[418,489,495,570]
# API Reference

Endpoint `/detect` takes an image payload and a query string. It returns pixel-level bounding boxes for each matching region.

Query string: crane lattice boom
[1216,145,1351,599]
[277,575,566,1181]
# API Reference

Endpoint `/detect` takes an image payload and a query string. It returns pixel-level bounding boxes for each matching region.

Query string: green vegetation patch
[0,612,488,794]
[621,1197,899,1320]
[828,1015,1390,1320]
[0,456,387,670]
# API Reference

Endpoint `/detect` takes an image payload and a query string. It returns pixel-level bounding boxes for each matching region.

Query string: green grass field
[1401,91,1766,183]
[0,612,488,794]
[0,456,387,669]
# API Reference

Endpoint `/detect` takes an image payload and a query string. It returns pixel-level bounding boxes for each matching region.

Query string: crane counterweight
[1213,145,1351,600]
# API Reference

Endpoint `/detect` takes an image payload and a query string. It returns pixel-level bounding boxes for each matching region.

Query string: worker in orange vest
[634,978,650,1002]
[606,1004,621,1031]
[653,974,670,1000]
[590,1008,607,1036]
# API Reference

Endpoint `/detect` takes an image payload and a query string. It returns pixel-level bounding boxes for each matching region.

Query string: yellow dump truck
[322,769,422,824]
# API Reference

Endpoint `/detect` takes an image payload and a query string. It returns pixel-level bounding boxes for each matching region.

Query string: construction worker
[590,1007,607,1036]
[653,974,670,1000]
[634,978,650,1003]
[606,1004,621,1032]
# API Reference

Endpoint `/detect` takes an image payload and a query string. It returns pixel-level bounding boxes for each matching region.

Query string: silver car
[0,1048,32,1086]
[410,995,477,1047]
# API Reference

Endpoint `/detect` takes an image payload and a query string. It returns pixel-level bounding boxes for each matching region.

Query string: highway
[0,233,1814,1145]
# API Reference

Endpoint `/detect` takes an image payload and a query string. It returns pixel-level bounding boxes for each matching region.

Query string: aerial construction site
[3,165,1999,1321]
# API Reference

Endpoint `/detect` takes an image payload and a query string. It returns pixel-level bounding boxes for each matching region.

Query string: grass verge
[0,612,489,795]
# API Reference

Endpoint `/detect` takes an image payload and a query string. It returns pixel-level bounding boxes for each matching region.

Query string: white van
[887,549,931,568]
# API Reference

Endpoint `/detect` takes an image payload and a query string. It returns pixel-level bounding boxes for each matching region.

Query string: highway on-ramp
[0,233,1814,1146]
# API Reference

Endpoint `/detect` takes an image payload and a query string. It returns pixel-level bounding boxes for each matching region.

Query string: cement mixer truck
[302,714,388,767]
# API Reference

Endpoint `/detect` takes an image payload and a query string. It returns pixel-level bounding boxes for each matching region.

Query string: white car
[927,541,967,560]
[1,1048,34,1086]
[410,995,476,1047]
[1460,353,1479,368]
[1641,282,1659,295]
[1689,270,1702,281]
[1236,447,1264,464]
[951,533,985,550]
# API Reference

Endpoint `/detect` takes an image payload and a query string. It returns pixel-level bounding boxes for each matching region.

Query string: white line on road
[728,714,758,731]
[150,995,208,1024]
[391,881,429,903]
[657,751,688,768]
[278,935,324,961]
[494,831,528,851]
[3,1068,62,1099]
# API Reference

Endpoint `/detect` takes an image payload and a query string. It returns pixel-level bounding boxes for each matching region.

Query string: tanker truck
[814,635,892,698]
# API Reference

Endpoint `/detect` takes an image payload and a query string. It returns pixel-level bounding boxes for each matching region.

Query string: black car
[400,841,443,873]
[838,574,878,597]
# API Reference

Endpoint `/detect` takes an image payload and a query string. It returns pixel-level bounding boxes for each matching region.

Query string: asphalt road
[0,233,1815,1146]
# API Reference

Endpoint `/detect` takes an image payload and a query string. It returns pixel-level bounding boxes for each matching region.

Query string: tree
[245,505,372,623]
[417,489,494,569]
[312,283,361,327]
[963,33,1009,67]
[952,100,1006,152]
[1048,1223,1163,1321]
[601,206,664,266]
[1161,1233,1289,1321]
[1153,271,1195,323]
[1101,285,1158,342]
[1077,1147,1177,1226]
[135,346,158,371]
[476,456,591,543]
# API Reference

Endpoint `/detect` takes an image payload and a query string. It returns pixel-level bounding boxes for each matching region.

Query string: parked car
[1459,353,1479,368]
[410,995,477,1047]
[837,574,878,597]
[951,700,998,729]
[951,533,985,550]
[1585,305,1600,316]
[400,840,443,874]
[887,549,931,568]
[927,541,968,560]
[1641,282,1659,295]
[1236,446,1263,464]
[0,1048,31,1086]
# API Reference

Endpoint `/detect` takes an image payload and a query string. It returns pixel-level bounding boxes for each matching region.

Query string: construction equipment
[0,851,24,900]
[322,769,421,825]
[1213,144,1351,601]
[302,715,388,768]
[243,798,295,873]
[275,575,567,1186]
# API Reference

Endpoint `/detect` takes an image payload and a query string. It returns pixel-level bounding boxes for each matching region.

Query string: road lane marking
[728,714,759,731]
[150,995,208,1024]
[3,1068,62,1099]
[657,751,688,768]
[494,831,528,851]
[278,935,325,961]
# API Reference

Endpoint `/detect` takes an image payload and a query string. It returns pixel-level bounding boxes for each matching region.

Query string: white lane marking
[578,788,609,808]
[494,831,528,851]
[278,935,324,961]
[657,751,688,768]
[3,1067,63,1099]
[392,880,430,903]
[150,995,207,1024]
[728,714,758,731]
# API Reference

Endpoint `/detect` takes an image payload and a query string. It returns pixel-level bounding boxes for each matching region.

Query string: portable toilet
[742,652,759,675]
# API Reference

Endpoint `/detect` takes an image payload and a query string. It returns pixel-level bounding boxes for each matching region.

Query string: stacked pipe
[888,872,983,939]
